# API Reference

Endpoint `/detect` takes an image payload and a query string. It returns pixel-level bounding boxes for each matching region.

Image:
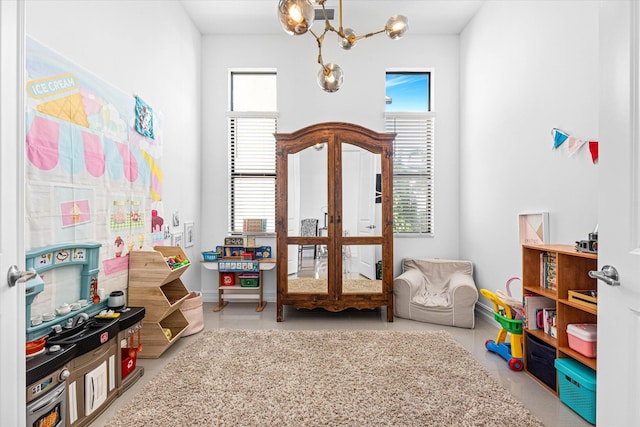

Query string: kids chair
[480,288,524,371]
[394,258,478,328]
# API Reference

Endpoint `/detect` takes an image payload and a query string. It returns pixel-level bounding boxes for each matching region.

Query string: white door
[0,0,26,424]
[597,2,640,425]
[356,151,376,279]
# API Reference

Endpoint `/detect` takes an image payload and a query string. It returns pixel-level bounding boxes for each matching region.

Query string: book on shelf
[524,294,555,330]
[543,308,557,338]
[540,252,557,290]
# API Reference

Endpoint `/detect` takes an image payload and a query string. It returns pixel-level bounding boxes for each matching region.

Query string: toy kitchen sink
[46,316,119,355]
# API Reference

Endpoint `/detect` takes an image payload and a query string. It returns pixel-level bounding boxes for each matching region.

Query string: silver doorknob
[6,265,36,288]
[588,265,620,286]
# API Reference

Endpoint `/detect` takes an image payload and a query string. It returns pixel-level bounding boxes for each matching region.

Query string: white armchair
[393,258,479,328]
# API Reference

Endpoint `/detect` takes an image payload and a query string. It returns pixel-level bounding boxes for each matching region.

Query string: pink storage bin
[567,323,597,358]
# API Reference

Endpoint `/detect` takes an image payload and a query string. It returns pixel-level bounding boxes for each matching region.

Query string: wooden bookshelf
[522,244,598,393]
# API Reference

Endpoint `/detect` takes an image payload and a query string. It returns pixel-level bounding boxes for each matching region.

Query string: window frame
[385,69,435,237]
[385,69,433,113]
[227,70,278,234]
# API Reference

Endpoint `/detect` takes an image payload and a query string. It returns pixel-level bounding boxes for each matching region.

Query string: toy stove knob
[59,369,70,381]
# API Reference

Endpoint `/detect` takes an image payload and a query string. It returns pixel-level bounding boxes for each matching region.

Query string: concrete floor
[90,302,591,427]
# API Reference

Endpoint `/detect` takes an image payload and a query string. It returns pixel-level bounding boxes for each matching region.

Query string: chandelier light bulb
[385,15,409,40]
[317,64,344,92]
[338,28,356,50]
[278,0,314,35]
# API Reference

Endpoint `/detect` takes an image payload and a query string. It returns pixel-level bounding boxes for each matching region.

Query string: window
[385,71,434,235]
[228,72,277,233]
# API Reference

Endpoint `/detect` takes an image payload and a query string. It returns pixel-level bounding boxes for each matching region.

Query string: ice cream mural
[24,36,165,281]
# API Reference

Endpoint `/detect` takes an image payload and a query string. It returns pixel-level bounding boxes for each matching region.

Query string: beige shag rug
[106,329,544,427]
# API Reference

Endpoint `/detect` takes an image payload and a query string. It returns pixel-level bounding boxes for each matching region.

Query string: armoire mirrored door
[275,122,394,322]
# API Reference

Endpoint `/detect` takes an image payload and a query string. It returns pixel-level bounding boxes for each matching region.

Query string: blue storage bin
[554,358,596,424]
[202,251,219,261]
[526,333,556,391]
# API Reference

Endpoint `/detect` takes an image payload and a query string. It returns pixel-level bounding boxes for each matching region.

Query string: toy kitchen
[25,242,145,427]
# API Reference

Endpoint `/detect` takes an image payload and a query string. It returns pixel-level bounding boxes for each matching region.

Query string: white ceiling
[180,0,485,35]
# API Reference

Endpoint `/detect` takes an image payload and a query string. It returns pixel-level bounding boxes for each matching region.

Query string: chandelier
[277,0,409,92]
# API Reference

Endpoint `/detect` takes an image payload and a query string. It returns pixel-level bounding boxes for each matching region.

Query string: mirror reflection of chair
[298,218,319,270]
[342,229,351,276]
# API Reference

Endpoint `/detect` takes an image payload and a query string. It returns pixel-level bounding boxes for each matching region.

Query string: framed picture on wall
[184,221,194,247]
[171,231,183,247]
[518,212,549,245]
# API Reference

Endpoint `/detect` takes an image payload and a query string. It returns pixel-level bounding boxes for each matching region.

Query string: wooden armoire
[275,122,395,321]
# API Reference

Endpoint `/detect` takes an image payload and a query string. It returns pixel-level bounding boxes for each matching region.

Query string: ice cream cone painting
[36,92,89,128]
[60,200,91,227]
[70,203,81,223]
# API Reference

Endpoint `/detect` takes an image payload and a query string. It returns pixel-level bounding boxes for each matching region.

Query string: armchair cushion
[394,258,479,328]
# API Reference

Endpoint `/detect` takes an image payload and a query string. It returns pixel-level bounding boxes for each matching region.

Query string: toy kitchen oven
[26,340,75,427]
[24,242,146,427]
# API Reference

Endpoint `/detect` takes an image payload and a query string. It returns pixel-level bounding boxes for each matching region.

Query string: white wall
[460,1,599,309]
[201,33,461,301]
[26,0,203,291]
[24,1,600,311]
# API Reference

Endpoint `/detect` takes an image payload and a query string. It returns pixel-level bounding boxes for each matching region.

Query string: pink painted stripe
[102,255,129,275]
[116,142,138,182]
[26,115,60,170]
[82,131,105,177]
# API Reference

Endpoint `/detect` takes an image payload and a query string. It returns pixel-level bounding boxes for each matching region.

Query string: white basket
[180,291,204,336]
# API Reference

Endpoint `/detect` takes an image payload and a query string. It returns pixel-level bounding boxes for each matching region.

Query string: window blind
[385,113,434,234]
[228,116,277,233]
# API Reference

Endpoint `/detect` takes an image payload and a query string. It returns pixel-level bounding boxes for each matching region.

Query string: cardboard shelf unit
[128,246,190,358]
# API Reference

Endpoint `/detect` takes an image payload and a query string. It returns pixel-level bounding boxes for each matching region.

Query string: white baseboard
[475,302,496,325]
[201,289,497,325]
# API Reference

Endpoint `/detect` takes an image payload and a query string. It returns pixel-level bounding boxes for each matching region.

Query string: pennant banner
[567,137,587,157]
[551,128,597,164]
[589,141,598,164]
[552,128,568,148]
